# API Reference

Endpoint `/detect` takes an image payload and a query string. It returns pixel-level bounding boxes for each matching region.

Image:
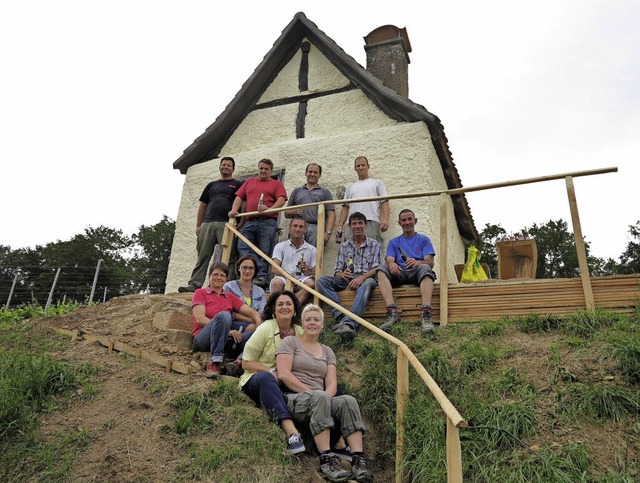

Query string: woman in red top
[191,262,261,378]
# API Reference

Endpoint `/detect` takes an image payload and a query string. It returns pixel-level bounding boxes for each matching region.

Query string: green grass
[343,309,639,482]
[458,341,501,374]
[478,319,507,337]
[514,313,563,333]
[557,382,639,422]
[608,332,640,383]
[171,379,290,482]
[0,427,92,482]
[0,301,98,482]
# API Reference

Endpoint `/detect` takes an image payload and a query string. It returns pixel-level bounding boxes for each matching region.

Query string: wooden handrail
[227,166,618,219]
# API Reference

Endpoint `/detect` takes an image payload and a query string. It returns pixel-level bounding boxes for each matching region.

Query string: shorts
[376,263,436,287]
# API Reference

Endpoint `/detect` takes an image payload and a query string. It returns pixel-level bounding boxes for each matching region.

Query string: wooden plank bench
[321,275,640,324]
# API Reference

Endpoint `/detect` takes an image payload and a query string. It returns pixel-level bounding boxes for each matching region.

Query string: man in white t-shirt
[337,156,389,247]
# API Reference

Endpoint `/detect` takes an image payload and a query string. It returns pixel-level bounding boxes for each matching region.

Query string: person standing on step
[336,156,389,248]
[377,209,437,334]
[179,156,243,293]
[229,158,287,288]
[285,162,336,245]
[315,212,380,341]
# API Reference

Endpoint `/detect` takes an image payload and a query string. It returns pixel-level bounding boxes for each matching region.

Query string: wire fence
[1,262,169,310]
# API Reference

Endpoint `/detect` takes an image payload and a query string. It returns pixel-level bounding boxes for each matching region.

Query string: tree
[526,219,582,278]
[130,215,175,293]
[37,226,133,303]
[618,220,640,274]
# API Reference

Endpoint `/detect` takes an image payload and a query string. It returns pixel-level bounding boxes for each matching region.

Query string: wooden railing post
[565,176,595,309]
[314,204,326,305]
[446,417,463,483]
[221,217,236,265]
[439,193,449,325]
[396,348,409,483]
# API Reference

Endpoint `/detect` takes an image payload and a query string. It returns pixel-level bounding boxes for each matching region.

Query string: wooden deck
[325,274,640,323]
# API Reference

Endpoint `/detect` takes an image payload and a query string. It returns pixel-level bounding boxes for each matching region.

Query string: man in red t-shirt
[229,159,287,286]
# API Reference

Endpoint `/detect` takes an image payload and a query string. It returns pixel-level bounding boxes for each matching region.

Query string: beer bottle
[295,253,304,276]
[335,225,343,243]
[347,257,355,274]
[399,247,409,264]
[258,193,265,208]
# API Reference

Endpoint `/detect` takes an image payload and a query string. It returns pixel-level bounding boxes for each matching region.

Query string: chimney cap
[363,25,412,53]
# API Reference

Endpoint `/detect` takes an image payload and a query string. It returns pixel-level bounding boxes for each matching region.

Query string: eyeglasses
[240,266,255,271]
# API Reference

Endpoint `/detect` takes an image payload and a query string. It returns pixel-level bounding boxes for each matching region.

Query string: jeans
[238,218,277,280]
[315,276,378,329]
[241,371,292,424]
[192,312,251,363]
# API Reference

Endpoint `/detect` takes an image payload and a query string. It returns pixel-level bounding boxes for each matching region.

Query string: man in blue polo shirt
[377,209,437,334]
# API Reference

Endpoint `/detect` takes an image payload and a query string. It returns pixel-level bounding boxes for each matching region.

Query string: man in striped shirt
[315,212,381,341]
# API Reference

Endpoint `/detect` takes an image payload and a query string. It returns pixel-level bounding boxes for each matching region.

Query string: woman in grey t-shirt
[276,304,373,482]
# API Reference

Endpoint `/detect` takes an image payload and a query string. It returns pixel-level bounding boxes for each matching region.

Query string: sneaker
[380,309,401,332]
[178,285,197,293]
[319,453,352,482]
[420,310,435,334]
[224,359,243,377]
[287,432,305,455]
[334,324,356,341]
[351,454,373,482]
[332,446,353,462]
[205,362,221,378]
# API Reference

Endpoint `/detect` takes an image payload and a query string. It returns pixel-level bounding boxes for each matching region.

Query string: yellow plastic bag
[461,246,488,283]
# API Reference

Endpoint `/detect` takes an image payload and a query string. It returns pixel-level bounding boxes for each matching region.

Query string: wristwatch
[326,230,332,235]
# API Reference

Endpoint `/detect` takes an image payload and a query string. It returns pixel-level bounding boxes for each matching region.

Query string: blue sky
[1,1,638,260]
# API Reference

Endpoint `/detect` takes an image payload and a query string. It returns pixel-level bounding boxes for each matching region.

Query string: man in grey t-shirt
[285,163,335,245]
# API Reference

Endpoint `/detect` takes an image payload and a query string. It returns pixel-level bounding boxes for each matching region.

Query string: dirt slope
[36,294,393,482]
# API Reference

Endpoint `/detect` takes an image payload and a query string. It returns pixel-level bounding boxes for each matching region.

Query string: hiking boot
[332,321,347,333]
[287,432,305,455]
[380,309,401,332]
[351,454,373,482]
[334,323,356,341]
[253,278,269,289]
[319,453,352,482]
[420,310,435,334]
[205,362,221,378]
[178,285,197,293]
[332,446,353,462]
[224,359,243,377]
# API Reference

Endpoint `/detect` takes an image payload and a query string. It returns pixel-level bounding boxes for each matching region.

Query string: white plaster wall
[165,39,468,292]
[223,104,299,153]
[259,39,351,103]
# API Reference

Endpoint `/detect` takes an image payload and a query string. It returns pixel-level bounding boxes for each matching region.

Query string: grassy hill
[0,301,638,481]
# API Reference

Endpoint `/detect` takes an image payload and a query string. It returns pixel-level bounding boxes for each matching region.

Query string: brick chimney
[364,25,412,97]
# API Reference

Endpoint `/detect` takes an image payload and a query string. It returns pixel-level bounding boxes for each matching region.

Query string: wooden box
[497,239,538,280]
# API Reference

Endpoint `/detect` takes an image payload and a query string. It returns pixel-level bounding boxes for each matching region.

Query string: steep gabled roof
[172,12,477,241]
